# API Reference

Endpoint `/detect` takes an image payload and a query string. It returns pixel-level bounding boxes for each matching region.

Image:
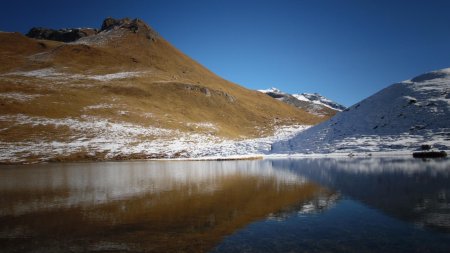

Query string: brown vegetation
[0,18,329,162]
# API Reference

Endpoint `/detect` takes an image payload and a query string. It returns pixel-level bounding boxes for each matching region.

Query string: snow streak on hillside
[272,68,450,154]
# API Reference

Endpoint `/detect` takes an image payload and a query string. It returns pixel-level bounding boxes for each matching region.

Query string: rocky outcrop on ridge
[26,27,98,42]
[26,17,158,43]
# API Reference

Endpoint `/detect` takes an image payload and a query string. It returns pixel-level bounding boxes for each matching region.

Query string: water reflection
[271,158,450,232]
[211,158,450,253]
[0,160,329,253]
[1,158,449,253]
[267,192,341,222]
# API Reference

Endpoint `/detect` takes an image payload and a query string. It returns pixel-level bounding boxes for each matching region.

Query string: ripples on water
[0,158,449,252]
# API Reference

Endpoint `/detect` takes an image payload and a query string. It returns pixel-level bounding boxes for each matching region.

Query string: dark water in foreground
[0,158,449,253]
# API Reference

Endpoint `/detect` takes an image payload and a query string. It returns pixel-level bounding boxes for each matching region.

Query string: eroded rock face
[26,27,98,42]
[100,17,131,31]
[26,17,158,43]
[100,17,158,41]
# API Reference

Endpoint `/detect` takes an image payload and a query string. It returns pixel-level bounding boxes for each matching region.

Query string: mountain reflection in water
[270,158,450,233]
[211,158,450,253]
[0,160,331,253]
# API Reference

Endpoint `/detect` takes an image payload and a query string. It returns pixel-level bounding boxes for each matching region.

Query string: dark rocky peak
[101,17,131,31]
[26,27,98,42]
[100,17,158,41]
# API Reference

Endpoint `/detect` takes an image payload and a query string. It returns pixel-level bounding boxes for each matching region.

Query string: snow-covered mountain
[271,68,450,154]
[258,87,345,117]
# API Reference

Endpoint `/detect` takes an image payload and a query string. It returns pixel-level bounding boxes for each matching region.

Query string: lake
[0,158,449,252]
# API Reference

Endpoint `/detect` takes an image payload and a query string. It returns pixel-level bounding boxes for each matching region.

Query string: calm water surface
[0,158,449,252]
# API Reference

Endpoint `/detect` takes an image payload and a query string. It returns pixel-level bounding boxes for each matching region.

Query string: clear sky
[1,0,450,106]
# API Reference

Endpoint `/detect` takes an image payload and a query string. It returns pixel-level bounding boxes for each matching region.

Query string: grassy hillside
[0,18,326,162]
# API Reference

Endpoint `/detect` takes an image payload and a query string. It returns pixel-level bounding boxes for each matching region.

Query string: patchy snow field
[0,112,310,163]
[272,68,450,155]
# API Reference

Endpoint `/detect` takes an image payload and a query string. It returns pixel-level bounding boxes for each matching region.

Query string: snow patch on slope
[186,122,218,131]
[291,94,310,102]
[0,92,42,102]
[84,103,114,110]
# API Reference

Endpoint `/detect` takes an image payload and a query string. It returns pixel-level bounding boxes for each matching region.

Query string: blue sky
[1,0,450,106]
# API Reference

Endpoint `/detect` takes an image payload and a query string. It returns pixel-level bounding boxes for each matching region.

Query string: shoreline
[1,150,448,165]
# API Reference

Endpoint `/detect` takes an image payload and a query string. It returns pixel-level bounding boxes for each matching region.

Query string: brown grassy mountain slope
[0,18,325,163]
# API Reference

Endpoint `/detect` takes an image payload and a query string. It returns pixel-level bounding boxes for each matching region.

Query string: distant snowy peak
[271,67,450,154]
[293,93,346,111]
[258,87,345,117]
[257,87,283,94]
